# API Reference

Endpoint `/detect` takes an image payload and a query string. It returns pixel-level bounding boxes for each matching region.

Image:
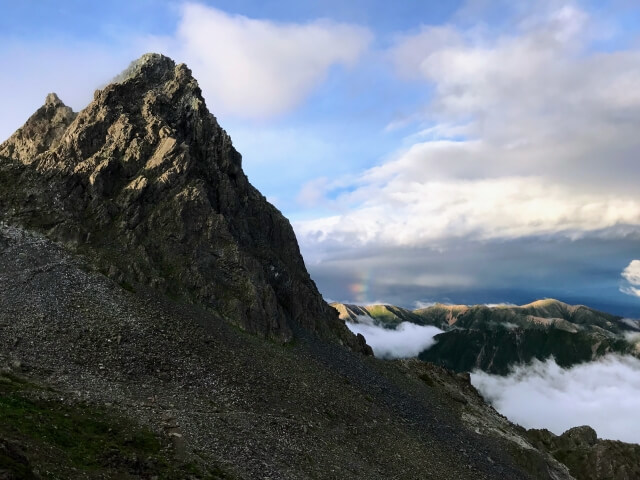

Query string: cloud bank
[471,355,640,444]
[297,3,640,252]
[346,321,443,359]
[296,176,640,249]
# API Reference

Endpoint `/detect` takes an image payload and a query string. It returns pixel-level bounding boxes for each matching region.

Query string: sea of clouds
[471,354,640,444]
[349,314,640,444]
[346,319,443,359]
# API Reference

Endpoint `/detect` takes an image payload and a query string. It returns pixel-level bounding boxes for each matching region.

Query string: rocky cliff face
[0,53,369,353]
[526,426,640,480]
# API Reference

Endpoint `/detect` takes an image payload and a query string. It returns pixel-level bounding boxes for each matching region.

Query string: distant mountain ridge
[332,299,640,374]
[331,302,427,327]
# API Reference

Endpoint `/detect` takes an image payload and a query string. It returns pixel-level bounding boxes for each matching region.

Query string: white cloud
[296,3,640,260]
[350,314,375,326]
[620,260,640,298]
[471,355,640,444]
[346,321,443,359]
[295,174,640,252]
[620,318,640,330]
[620,285,640,298]
[151,3,371,118]
[622,260,640,285]
[624,331,640,342]
[386,4,640,190]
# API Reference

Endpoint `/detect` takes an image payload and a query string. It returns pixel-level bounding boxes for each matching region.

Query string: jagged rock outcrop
[0,53,369,353]
[527,426,640,480]
[0,93,76,163]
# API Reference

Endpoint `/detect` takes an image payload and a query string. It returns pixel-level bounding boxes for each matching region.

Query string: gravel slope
[0,224,573,479]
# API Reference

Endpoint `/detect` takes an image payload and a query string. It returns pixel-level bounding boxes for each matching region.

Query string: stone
[559,425,598,448]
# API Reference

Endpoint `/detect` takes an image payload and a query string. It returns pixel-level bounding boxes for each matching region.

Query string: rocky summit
[0,53,369,354]
[0,54,637,479]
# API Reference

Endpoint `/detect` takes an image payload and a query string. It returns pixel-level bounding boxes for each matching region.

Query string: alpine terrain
[1,53,638,479]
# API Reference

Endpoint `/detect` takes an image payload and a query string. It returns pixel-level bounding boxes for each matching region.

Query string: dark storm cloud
[306,228,640,316]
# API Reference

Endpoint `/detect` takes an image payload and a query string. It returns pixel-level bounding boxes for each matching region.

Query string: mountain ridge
[332,298,639,373]
[0,53,370,354]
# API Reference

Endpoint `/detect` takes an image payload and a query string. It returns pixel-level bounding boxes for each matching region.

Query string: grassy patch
[0,371,230,479]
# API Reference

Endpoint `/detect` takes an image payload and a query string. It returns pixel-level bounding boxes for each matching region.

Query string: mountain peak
[0,91,75,162]
[44,92,64,106]
[524,298,565,308]
[112,53,178,85]
[0,55,369,355]
[36,51,218,178]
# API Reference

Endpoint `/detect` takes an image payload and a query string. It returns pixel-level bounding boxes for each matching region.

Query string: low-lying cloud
[471,355,640,444]
[346,321,443,359]
[621,318,640,331]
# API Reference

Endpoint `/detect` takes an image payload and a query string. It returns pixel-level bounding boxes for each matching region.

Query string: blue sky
[2,0,640,315]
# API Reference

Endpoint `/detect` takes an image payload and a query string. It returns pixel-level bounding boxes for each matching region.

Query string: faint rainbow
[348,271,371,304]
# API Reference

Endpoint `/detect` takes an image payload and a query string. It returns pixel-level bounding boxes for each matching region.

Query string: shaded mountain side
[419,327,633,375]
[526,426,640,480]
[332,300,639,374]
[0,224,573,479]
[0,53,368,353]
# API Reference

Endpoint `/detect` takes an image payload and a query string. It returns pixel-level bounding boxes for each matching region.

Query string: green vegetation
[419,328,632,375]
[0,371,230,479]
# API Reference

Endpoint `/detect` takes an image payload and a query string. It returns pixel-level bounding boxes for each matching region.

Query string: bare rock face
[527,427,640,480]
[0,92,76,163]
[0,53,369,353]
